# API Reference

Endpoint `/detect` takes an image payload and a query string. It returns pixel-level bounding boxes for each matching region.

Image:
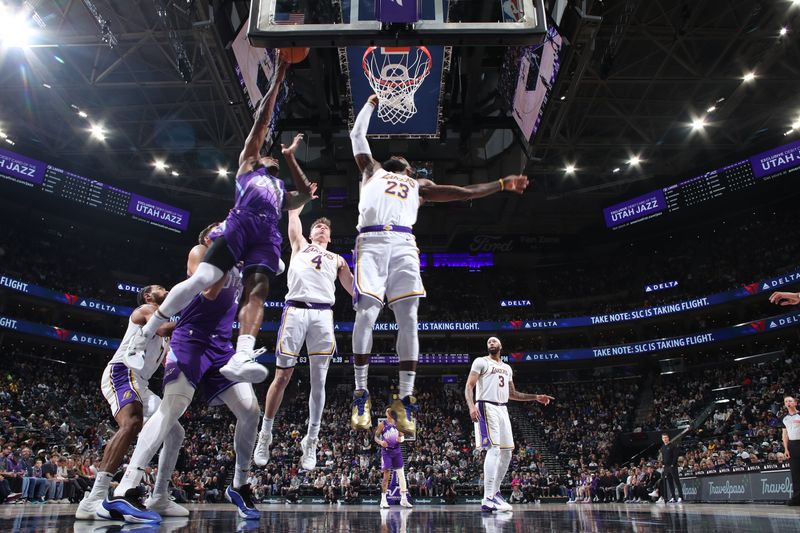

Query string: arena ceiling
[1,0,799,236]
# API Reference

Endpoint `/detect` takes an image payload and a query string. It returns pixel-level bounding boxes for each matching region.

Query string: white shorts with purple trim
[352,231,425,307]
[474,401,514,449]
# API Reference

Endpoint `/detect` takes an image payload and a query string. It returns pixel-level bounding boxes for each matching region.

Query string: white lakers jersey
[285,244,339,305]
[357,168,420,230]
[471,356,513,404]
[109,314,168,381]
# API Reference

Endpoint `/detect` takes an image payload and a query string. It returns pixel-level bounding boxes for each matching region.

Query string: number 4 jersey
[285,244,340,305]
[357,168,420,230]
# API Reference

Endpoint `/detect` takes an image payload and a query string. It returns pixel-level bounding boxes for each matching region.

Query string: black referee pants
[789,440,800,503]
[661,465,683,500]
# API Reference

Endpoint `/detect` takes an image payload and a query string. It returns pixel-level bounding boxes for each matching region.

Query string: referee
[783,395,800,506]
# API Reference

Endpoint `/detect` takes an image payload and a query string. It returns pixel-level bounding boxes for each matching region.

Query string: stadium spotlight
[171,170,180,177]
[742,72,756,82]
[89,123,106,141]
[217,168,229,178]
[0,6,34,48]
[627,155,641,166]
[153,160,168,171]
[779,27,788,36]
[706,105,716,113]
[564,164,576,174]
[691,117,706,131]
[612,167,621,173]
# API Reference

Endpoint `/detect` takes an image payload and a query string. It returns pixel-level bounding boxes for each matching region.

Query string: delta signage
[0,314,120,350]
[4,267,800,332]
[645,281,679,293]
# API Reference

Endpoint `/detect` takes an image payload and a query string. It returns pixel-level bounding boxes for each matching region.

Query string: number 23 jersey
[471,356,513,404]
[357,168,420,230]
[285,244,340,305]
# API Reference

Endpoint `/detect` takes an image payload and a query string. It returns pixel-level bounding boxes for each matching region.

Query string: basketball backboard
[248,0,548,48]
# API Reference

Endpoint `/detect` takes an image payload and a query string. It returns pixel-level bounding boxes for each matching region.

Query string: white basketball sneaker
[253,430,272,466]
[300,436,319,471]
[220,348,269,383]
[145,494,189,517]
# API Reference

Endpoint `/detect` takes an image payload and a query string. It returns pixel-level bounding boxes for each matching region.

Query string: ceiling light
[0,12,33,48]
[54,55,65,64]
[691,117,706,130]
[792,118,800,129]
[612,167,621,173]
[78,111,88,118]
[742,72,756,82]
[0,130,7,139]
[171,170,179,177]
[779,27,788,36]
[153,160,168,171]
[786,129,795,136]
[706,105,716,113]
[565,164,576,174]
[560,96,566,101]
[628,155,641,166]
[5,138,14,145]
[217,168,229,178]
[42,83,51,89]
[89,123,106,141]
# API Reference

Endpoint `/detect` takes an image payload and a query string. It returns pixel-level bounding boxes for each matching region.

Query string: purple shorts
[219,208,281,274]
[164,331,237,404]
[381,447,404,471]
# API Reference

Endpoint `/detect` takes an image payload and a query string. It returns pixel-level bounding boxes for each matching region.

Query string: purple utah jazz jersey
[235,167,285,219]
[173,267,241,344]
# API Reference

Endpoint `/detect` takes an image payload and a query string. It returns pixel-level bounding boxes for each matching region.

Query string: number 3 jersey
[470,356,513,404]
[357,168,420,230]
[285,244,340,305]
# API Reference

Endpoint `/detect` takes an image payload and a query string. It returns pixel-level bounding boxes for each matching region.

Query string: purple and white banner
[128,194,190,232]
[645,280,679,293]
[603,190,667,228]
[0,148,46,186]
[750,139,800,178]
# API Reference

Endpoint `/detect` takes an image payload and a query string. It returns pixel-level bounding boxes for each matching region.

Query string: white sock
[153,423,184,499]
[483,447,500,500]
[307,422,321,440]
[398,371,416,398]
[261,416,274,436]
[141,311,167,338]
[90,472,113,498]
[494,449,512,496]
[234,467,249,488]
[354,364,369,390]
[236,335,256,355]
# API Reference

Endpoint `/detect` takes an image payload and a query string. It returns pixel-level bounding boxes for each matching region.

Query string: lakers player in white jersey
[253,206,354,470]
[349,95,529,435]
[77,286,186,520]
[465,337,553,513]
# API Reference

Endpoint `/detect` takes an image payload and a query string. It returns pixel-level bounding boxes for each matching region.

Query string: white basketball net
[363,47,432,125]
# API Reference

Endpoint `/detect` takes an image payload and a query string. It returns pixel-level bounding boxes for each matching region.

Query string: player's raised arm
[281,133,316,199]
[131,298,175,338]
[349,95,381,178]
[239,59,288,167]
[286,207,306,254]
[418,175,529,203]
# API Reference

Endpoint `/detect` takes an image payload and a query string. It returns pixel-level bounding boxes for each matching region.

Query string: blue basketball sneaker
[226,483,260,520]
[97,487,162,523]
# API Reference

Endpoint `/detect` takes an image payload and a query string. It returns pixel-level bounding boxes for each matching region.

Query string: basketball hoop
[362,46,433,125]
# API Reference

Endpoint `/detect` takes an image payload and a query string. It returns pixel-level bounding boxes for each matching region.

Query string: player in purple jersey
[109,224,264,522]
[375,408,412,509]
[127,58,317,385]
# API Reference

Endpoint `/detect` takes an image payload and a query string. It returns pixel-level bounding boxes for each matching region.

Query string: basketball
[279,47,310,64]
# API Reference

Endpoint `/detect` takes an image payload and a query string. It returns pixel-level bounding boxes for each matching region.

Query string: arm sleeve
[350,102,375,156]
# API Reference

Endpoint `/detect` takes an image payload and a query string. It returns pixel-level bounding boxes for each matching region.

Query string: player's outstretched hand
[502,175,529,194]
[535,394,555,406]
[308,182,319,201]
[469,405,480,422]
[281,133,304,157]
[367,94,379,107]
[769,291,800,306]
